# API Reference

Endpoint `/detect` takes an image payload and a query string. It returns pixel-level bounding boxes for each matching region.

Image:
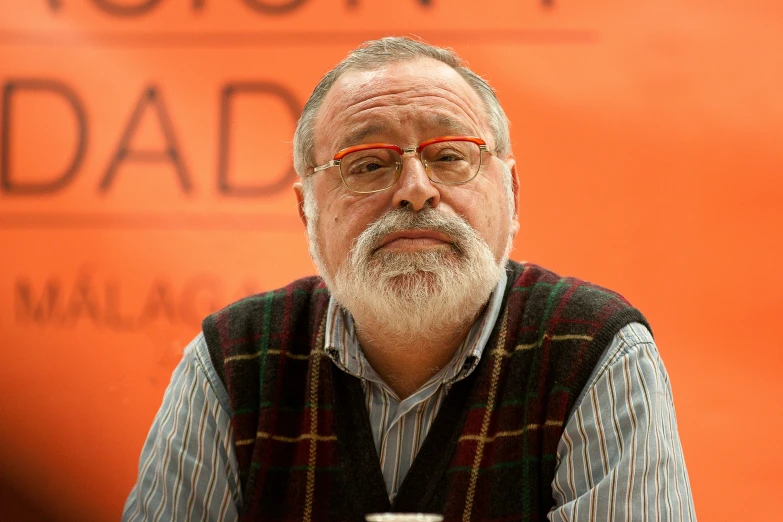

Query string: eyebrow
[342,124,386,148]
[432,114,475,136]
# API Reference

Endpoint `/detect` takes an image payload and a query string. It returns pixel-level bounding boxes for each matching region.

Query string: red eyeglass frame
[312,136,496,194]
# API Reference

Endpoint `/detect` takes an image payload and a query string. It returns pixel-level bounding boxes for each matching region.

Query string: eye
[423,141,473,164]
[434,150,465,162]
[343,149,398,176]
[363,162,384,172]
[347,158,388,175]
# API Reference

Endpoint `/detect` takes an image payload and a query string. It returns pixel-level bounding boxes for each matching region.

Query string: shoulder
[611,321,656,359]
[574,322,658,409]
[202,274,329,342]
[501,261,651,399]
[595,322,672,397]
[504,261,651,340]
[506,260,630,305]
[200,274,330,384]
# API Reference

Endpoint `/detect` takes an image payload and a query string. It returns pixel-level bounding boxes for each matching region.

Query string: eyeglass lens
[339,140,482,193]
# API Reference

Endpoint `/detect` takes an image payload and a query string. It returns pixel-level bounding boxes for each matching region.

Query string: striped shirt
[122,279,696,521]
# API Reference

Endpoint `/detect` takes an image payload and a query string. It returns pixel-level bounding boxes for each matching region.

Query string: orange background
[1,1,781,521]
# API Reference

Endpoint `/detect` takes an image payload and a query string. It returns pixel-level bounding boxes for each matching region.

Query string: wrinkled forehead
[313,58,490,151]
[338,113,478,149]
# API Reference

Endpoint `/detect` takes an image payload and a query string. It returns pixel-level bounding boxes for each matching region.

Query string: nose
[390,152,441,211]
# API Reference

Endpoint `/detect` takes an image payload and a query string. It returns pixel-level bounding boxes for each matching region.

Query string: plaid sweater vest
[202,261,649,521]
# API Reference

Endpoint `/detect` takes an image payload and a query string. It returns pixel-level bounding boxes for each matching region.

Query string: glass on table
[365,514,444,522]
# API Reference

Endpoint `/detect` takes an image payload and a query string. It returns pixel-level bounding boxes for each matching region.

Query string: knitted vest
[202,261,649,521]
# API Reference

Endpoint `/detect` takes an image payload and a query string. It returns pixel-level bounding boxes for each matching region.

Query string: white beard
[308,206,506,338]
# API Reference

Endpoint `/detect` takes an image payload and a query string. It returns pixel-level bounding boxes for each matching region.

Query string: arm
[548,323,696,521]
[122,333,242,522]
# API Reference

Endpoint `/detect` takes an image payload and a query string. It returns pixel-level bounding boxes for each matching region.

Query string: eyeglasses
[312,136,497,194]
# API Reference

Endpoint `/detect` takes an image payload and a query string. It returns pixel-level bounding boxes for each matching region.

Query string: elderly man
[124,37,695,521]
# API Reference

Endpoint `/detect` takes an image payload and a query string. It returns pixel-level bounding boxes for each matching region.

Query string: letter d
[1,79,87,195]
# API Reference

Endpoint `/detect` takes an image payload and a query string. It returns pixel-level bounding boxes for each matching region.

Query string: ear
[505,156,521,238]
[293,181,308,228]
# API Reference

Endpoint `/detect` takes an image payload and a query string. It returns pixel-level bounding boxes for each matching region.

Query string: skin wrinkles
[332,97,483,156]
[336,80,477,121]
[344,91,479,138]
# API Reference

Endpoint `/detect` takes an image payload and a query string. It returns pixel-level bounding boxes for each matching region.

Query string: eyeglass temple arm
[313,159,340,173]
[479,144,497,156]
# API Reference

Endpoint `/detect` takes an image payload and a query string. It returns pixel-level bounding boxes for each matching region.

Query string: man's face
[294,58,519,325]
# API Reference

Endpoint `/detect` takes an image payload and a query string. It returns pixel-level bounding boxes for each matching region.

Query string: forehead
[313,58,490,153]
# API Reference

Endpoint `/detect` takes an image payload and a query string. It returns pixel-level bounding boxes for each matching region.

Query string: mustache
[354,207,477,256]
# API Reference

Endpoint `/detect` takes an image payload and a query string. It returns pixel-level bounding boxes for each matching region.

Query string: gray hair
[292,36,512,179]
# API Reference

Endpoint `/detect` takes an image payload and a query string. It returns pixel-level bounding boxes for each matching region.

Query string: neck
[351,312,481,400]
